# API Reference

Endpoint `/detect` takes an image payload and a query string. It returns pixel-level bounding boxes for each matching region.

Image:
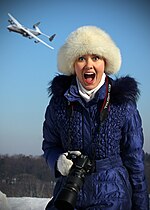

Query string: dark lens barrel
[54,175,83,210]
[54,188,77,210]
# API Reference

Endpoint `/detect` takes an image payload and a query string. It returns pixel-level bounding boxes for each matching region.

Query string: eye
[92,55,101,61]
[77,56,85,62]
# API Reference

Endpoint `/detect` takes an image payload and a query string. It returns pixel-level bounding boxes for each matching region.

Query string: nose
[84,58,93,70]
[85,66,93,70]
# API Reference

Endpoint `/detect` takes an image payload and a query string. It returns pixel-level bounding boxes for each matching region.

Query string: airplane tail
[49,34,56,42]
[33,22,41,33]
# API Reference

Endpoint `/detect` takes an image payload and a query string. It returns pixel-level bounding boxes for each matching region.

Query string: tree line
[0,153,150,198]
[0,154,55,198]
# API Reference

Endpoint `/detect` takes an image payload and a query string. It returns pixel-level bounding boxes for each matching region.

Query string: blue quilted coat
[42,75,149,210]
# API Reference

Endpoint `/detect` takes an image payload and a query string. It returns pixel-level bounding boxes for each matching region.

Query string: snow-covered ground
[1,191,150,210]
[7,197,50,210]
[0,191,50,210]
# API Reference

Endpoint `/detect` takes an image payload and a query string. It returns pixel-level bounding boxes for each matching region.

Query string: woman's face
[74,54,105,90]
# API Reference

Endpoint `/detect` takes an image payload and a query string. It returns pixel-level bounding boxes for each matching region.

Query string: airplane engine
[8,19,14,24]
[22,32,28,37]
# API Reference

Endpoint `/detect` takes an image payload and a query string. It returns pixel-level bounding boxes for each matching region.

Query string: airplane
[7,13,56,49]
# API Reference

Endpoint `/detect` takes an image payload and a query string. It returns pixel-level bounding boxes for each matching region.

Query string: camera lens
[54,155,93,210]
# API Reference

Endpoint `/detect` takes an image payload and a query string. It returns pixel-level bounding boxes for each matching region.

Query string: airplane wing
[21,26,54,49]
[8,13,22,27]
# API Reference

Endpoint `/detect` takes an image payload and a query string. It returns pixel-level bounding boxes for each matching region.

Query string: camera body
[54,154,94,210]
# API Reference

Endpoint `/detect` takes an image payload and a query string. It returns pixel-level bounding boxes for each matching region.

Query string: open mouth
[84,73,95,83]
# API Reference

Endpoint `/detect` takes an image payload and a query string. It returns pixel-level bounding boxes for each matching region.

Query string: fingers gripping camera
[57,151,81,176]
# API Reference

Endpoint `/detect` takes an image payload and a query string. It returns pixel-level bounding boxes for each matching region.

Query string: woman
[42,26,149,210]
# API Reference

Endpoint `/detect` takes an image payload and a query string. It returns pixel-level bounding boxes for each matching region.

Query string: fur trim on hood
[110,76,140,104]
[57,26,122,76]
[48,75,74,97]
[48,75,140,104]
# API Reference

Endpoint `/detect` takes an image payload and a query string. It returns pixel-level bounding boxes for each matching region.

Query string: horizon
[0,0,150,155]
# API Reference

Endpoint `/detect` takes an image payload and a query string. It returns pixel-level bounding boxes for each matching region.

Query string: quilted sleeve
[42,97,64,176]
[121,102,149,210]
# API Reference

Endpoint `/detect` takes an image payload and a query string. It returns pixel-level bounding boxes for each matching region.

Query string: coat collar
[48,74,140,104]
[64,77,106,105]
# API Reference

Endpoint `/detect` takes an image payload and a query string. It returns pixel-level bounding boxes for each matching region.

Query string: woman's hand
[57,151,81,176]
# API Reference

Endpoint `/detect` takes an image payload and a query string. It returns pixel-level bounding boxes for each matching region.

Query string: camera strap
[99,76,111,124]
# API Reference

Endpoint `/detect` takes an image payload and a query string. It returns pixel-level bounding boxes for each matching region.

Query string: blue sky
[0,0,150,155]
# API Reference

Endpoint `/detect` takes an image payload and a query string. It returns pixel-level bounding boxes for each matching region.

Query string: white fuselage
[7,25,40,37]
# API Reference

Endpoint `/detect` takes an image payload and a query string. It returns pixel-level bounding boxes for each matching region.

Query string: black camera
[54,154,94,210]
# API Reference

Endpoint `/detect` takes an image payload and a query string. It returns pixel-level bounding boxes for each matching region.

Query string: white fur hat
[57,26,122,75]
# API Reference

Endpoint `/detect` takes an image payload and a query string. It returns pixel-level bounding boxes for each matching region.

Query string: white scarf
[76,73,106,102]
